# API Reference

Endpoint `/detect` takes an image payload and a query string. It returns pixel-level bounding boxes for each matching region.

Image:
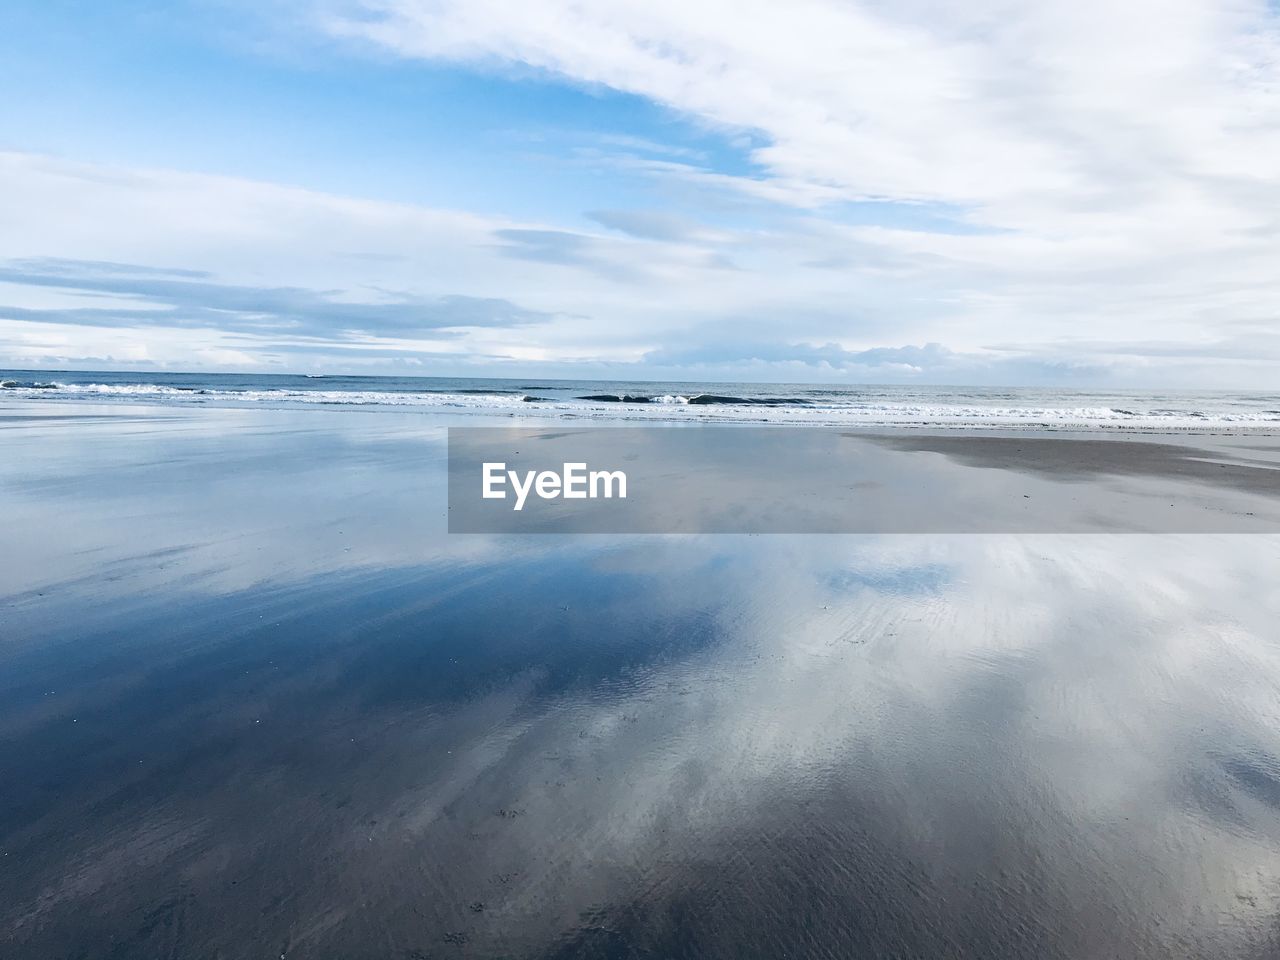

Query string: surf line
[482,462,627,511]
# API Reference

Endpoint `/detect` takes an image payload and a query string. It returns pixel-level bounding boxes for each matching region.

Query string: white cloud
[2,67,1279,391]
[310,0,1280,383]
[0,150,935,374]
[327,0,1280,212]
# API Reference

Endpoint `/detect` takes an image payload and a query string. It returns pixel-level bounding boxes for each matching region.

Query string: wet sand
[862,430,1280,494]
[3,402,1280,958]
[448,426,1280,534]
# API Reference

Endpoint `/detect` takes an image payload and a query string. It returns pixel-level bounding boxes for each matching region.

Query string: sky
[0,0,1278,386]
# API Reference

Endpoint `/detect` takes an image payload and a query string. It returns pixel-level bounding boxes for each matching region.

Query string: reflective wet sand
[3,404,1280,958]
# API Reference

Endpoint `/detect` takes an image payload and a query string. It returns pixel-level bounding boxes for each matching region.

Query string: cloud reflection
[3,409,1280,957]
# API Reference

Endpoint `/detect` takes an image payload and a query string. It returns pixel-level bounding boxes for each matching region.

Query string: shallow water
[3,404,1280,958]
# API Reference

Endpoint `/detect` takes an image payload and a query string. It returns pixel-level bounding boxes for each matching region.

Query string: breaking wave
[5,377,1280,432]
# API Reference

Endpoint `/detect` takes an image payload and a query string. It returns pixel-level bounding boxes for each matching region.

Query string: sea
[4,369,1280,430]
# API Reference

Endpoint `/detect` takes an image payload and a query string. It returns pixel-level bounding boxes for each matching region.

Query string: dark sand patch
[857,433,1280,497]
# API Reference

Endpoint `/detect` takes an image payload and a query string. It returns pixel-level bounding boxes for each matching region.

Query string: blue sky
[1,0,1278,385]
[1,3,728,218]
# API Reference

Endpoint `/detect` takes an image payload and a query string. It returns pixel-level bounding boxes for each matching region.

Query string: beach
[4,397,1280,958]
[7,0,1279,953]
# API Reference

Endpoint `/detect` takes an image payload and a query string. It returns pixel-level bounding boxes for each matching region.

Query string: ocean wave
[571,393,815,406]
[5,379,1280,431]
[574,394,660,403]
[1,381,535,409]
[686,394,813,406]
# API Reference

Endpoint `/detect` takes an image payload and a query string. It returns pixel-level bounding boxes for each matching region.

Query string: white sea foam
[4,379,1279,432]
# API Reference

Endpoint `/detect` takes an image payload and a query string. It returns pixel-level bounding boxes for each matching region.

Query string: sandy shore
[864,430,1280,491]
